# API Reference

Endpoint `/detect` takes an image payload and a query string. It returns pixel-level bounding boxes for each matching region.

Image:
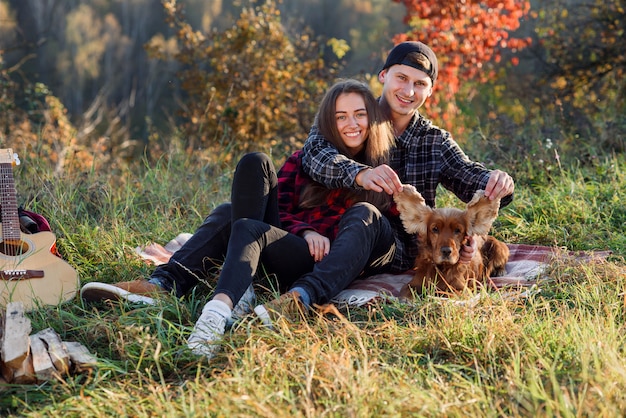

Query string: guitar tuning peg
[13,153,20,166]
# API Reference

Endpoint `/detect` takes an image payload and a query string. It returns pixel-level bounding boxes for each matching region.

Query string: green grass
[2,146,626,417]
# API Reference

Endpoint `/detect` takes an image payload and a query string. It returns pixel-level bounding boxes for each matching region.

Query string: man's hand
[302,230,331,262]
[484,170,515,200]
[355,164,403,195]
[459,235,477,264]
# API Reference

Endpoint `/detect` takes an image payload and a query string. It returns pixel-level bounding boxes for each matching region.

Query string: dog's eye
[431,226,439,234]
[455,228,462,235]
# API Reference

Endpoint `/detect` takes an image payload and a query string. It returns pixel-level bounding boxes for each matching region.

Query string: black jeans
[151,152,395,306]
[290,201,396,304]
[151,152,287,302]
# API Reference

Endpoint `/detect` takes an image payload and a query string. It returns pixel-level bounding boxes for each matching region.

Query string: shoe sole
[80,282,156,305]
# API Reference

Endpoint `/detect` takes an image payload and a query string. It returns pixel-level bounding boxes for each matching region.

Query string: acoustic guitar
[0,148,79,310]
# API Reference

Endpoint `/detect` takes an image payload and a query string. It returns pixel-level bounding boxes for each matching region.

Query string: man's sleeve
[440,134,514,207]
[301,125,370,189]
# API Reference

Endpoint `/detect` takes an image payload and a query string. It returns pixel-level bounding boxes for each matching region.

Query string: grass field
[1,144,625,417]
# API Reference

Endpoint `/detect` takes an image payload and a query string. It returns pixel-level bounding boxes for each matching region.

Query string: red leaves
[392,0,532,124]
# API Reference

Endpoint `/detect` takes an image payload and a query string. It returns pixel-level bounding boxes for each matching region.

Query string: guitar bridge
[0,270,45,280]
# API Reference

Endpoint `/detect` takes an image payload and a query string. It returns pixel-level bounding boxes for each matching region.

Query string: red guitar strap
[19,208,52,233]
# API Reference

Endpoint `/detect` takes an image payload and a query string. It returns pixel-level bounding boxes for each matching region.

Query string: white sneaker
[187,300,230,359]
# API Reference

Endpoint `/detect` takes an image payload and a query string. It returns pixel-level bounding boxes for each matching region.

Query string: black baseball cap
[380,41,438,84]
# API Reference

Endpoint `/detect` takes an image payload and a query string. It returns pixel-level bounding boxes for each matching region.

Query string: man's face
[378,64,433,121]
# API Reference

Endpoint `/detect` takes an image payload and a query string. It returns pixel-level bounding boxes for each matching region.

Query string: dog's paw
[399,283,417,299]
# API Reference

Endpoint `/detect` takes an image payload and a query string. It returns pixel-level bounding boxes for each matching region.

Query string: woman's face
[335,92,369,155]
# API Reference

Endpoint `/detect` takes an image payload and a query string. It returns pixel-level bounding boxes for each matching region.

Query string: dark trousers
[151,152,395,306]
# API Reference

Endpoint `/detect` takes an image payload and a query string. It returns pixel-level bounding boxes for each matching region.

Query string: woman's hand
[302,230,331,262]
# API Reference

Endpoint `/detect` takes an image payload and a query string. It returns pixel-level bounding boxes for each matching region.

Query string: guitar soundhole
[0,240,30,256]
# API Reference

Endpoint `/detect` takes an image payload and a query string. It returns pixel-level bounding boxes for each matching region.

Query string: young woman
[81,79,397,360]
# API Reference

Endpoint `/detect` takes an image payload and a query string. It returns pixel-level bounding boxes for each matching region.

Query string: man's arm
[301,126,369,189]
[439,133,514,206]
[302,126,403,194]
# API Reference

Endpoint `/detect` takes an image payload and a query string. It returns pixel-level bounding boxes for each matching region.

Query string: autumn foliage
[2,0,624,173]
[392,0,532,124]
[151,0,337,162]
[532,1,625,130]
[0,68,99,176]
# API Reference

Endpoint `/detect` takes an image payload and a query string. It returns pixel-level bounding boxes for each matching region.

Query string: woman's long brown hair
[300,79,395,211]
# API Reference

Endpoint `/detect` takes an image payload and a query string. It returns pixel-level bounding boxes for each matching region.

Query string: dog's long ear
[393,184,431,236]
[466,190,500,235]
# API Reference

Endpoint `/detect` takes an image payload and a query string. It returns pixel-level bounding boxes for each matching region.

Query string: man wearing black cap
[302,41,515,274]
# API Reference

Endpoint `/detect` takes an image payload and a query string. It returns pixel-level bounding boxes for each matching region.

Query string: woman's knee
[231,218,268,237]
[342,202,383,223]
[339,202,393,240]
[234,152,277,188]
[236,152,272,172]
[201,202,231,225]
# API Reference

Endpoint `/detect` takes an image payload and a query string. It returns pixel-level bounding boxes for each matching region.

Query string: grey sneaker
[187,301,229,359]
[230,284,256,323]
[253,291,305,330]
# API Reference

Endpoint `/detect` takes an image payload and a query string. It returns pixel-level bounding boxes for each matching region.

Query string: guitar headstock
[0,148,20,166]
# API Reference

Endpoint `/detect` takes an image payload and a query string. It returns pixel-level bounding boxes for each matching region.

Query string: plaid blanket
[135,234,611,306]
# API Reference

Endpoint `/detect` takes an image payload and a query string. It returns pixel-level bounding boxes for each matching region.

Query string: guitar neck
[0,149,21,243]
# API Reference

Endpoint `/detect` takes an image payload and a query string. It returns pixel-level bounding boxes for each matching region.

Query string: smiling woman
[301,79,395,211]
[80,78,398,362]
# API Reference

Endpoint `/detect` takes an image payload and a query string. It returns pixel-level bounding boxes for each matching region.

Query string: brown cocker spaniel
[393,184,509,297]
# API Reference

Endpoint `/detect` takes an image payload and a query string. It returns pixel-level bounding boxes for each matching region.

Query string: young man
[301,41,515,274]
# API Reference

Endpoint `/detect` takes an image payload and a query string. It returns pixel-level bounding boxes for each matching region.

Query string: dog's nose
[441,247,452,258]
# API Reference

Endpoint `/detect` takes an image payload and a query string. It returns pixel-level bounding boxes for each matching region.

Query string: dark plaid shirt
[302,113,513,272]
[278,150,351,241]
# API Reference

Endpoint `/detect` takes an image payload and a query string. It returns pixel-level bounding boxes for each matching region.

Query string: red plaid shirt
[278,150,351,241]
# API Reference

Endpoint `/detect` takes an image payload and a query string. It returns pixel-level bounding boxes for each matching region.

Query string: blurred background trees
[0,0,624,175]
[148,1,339,165]
[529,0,625,153]
[392,0,532,124]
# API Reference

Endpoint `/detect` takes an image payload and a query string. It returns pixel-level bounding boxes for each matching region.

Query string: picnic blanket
[135,234,612,306]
